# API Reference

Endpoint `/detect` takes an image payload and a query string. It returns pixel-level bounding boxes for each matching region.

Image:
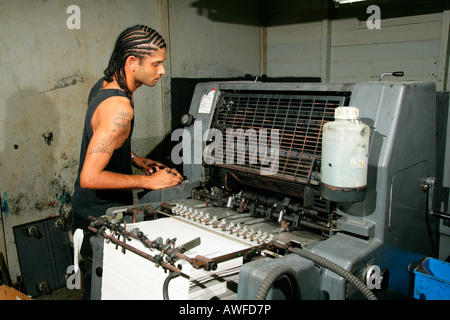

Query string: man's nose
[158,64,166,75]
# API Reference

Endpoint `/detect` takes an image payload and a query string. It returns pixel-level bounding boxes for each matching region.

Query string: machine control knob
[185,208,193,218]
[239,226,248,238]
[210,216,218,227]
[258,232,268,244]
[172,204,181,214]
[195,211,204,222]
[251,230,262,242]
[232,223,242,235]
[190,209,198,220]
[246,229,255,240]
[225,221,235,232]
[201,213,210,224]
[181,113,195,127]
[180,205,188,216]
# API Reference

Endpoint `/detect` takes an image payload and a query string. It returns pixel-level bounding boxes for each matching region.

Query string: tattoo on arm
[112,111,132,132]
[90,135,114,155]
[89,110,132,156]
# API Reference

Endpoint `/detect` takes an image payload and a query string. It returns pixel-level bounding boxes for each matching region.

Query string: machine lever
[379,71,404,81]
[424,177,450,220]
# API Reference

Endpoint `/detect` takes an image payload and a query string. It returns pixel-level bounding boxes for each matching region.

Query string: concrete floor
[34,286,84,300]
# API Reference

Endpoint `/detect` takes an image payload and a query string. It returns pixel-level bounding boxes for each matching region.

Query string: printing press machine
[89,80,449,300]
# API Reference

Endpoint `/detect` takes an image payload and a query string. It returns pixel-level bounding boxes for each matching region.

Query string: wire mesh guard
[211,91,347,184]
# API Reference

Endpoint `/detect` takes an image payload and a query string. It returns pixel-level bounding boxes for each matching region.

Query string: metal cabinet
[13,216,72,297]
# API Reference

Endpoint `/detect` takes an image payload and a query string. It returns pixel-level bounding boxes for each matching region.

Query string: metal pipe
[88,225,183,274]
[89,215,203,267]
[163,271,181,300]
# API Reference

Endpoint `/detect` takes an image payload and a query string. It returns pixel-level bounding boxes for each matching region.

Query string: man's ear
[125,55,138,72]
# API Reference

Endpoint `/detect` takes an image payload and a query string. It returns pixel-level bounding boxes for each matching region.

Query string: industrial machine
[89,80,449,300]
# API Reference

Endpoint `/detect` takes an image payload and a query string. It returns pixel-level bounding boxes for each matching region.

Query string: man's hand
[132,154,167,175]
[132,154,183,189]
[145,168,184,189]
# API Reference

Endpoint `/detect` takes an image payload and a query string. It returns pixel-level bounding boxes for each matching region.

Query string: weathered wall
[0,0,262,283]
[0,0,164,280]
[168,0,261,78]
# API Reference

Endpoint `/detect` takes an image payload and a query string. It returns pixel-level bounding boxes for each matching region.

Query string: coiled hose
[289,247,378,300]
[254,248,377,300]
[255,265,302,300]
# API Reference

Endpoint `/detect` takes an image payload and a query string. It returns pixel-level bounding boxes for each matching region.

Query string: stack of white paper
[100,217,250,300]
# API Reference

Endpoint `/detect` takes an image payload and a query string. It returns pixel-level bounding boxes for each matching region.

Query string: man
[71,25,182,299]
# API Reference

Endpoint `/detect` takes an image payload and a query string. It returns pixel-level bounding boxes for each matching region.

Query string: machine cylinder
[320,106,370,202]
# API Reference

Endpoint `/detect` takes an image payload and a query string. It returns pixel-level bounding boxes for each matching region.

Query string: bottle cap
[335,106,359,120]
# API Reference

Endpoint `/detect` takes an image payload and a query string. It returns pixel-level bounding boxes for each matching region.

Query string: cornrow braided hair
[104,25,166,98]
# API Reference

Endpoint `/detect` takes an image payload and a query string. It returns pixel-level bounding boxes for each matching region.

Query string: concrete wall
[0,0,261,283]
[0,0,162,280]
[168,0,261,78]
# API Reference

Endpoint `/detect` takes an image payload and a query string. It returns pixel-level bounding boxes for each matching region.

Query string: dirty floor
[34,286,84,300]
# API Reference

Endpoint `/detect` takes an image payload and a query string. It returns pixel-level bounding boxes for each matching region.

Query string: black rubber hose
[255,265,302,300]
[289,247,377,300]
[162,271,181,300]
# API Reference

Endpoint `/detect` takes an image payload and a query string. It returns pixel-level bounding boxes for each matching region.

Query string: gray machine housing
[137,80,444,300]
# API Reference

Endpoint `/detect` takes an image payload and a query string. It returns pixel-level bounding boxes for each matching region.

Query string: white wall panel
[266,22,324,78]
[330,13,443,83]
[265,4,448,88]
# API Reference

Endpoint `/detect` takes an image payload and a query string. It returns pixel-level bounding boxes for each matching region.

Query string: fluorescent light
[334,0,367,4]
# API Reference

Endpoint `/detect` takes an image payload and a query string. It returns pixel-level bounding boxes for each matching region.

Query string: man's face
[135,47,166,87]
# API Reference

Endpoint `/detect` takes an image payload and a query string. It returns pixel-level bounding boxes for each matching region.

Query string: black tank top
[71,78,134,230]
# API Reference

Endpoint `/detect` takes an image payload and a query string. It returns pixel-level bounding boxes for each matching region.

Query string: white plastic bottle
[320,106,370,202]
